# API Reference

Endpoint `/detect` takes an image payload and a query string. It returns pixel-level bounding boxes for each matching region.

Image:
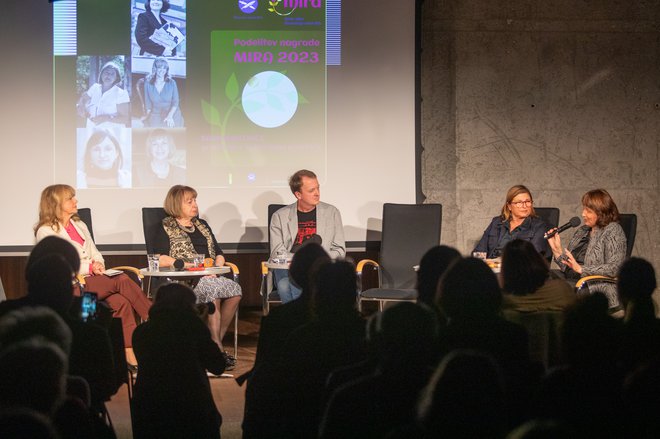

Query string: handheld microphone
[544,216,581,239]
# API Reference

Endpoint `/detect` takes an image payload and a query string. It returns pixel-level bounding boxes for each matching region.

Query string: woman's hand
[163,48,173,57]
[561,249,583,274]
[214,255,226,267]
[546,229,563,257]
[164,116,175,127]
[91,260,105,275]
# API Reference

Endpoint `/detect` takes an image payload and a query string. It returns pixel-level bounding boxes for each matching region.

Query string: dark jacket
[132,307,226,439]
[135,11,176,56]
[474,215,549,259]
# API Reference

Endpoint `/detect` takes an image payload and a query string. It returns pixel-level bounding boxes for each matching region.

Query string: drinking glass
[147,254,160,272]
[193,254,205,267]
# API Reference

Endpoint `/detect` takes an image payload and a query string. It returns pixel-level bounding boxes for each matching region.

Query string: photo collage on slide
[75,0,187,189]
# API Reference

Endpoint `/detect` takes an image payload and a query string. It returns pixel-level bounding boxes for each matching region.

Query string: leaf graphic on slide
[201,99,221,126]
[226,73,239,102]
[297,92,309,104]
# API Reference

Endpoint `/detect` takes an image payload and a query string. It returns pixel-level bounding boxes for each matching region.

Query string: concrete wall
[421,0,660,271]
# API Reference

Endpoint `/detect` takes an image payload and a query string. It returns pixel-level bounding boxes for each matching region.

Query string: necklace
[177,220,195,233]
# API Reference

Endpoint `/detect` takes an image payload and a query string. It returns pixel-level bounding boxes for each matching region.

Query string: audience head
[312,259,357,316]
[164,184,198,218]
[581,188,620,228]
[506,419,576,439]
[372,302,439,371]
[501,239,549,296]
[562,293,620,369]
[0,307,72,357]
[417,349,506,438]
[0,408,59,439]
[437,257,502,319]
[501,185,536,221]
[26,235,80,277]
[150,283,197,318]
[416,245,461,306]
[26,254,77,314]
[35,185,80,234]
[289,242,329,294]
[623,358,660,438]
[617,257,657,304]
[0,338,68,415]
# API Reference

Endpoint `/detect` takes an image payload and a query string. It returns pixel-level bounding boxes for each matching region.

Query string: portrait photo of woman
[76,57,131,129]
[77,128,132,188]
[143,57,184,128]
[133,128,186,187]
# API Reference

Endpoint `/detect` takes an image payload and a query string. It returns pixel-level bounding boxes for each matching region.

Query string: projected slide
[55,0,330,189]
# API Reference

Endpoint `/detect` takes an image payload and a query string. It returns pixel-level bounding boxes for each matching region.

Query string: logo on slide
[267,0,322,16]
[239,0,258,14]
[241,71,299,128]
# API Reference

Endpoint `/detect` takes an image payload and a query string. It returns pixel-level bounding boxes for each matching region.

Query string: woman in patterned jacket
[547,188,627,310]
[153,185,241,365]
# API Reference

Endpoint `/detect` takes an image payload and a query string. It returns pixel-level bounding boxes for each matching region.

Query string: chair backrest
[379,203,442,289]
[535,207,560,230]
[77,208,94,241]
[142,207,168,254]
[619,213,637,258]
[267,204,286,251]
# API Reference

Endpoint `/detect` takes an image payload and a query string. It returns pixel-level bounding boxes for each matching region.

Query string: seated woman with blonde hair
[34,184,152,366]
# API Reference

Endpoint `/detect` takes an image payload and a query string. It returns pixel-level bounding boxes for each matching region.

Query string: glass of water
[147,254,160,272]
[193,254,205,267]
[472,252,487,260]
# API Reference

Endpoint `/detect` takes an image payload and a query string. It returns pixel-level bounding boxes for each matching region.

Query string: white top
[85,83,130,118]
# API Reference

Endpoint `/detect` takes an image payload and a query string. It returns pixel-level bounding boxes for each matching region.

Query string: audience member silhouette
[242,242,329,439]
[320,302,440,438]
[278,259,367,438]
[0,239,118,414]
[617,257,660,375]
[0,338,68,416]
[534,294,624,438]
[132,283,227,439]
[622,357,660,438]
[506,419,576,439]
[0,408,59,439]
[0,306,104,438]
[436,257,531,427]
[399,350,507,439]
[416,245,461,314]
[500,239,575,312]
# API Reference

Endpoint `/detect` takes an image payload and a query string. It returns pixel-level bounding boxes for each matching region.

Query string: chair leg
[233,308,239,360]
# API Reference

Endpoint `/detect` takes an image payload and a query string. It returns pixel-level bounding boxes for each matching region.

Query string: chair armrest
[224,261,240,283]
[356,259,379,274]
[111,266,144,280]
[576,275,616,289]
[77,274,86,286]
[261,261,269,276]
[224,262,239,275]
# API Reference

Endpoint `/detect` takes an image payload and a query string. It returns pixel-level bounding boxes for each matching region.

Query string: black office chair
[76,208,143,285]
[534,207,560,261]
[77,208,95,241]
[357,203,442,312]
[260,203,286,315]
[576,213,637,290]
[141,207,240,357]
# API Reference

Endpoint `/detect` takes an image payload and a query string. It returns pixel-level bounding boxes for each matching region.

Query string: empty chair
[357,203,442,311]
